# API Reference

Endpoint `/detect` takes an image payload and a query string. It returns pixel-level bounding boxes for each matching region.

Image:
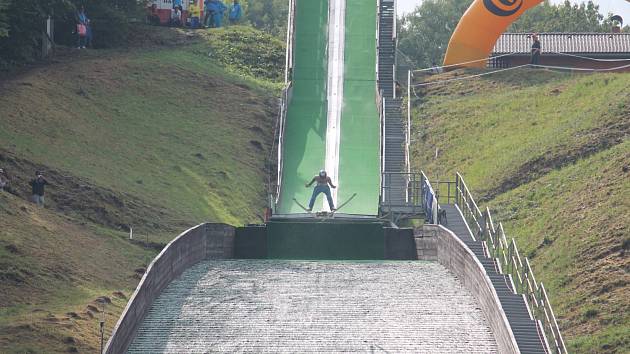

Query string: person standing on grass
[76,6,88,49]
[30,171,49,207]
[305,170,336,212]
[204,0,214,28]
[147,3,161,25]
[229,0,242,25]
[212,0,227,28]
[171,6,183,27]
[0,168,8,191]
[530,33,541,65]
[189,0,201,28]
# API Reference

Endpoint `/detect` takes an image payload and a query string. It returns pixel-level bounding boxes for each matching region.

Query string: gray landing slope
[128,260,498,353]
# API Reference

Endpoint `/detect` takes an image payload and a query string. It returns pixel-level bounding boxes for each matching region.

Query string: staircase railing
[435,173,568,354]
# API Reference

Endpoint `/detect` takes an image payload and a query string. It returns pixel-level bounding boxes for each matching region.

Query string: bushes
[205,27,285,81]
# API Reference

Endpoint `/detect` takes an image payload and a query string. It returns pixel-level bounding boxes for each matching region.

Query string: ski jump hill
[103,1,565,353]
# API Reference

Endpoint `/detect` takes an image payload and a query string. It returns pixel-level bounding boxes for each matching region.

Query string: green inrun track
[277,0,380,215]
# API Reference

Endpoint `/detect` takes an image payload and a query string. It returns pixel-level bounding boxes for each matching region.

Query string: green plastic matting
[337,0,380,215]
[277,0,329,214]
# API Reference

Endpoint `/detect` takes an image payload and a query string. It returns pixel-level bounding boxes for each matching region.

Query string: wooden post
[42,16,53,58]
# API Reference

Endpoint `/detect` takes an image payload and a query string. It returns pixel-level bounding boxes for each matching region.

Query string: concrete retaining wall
[420,225,520,354]
[104,223,235,354]
[413,227,438,261]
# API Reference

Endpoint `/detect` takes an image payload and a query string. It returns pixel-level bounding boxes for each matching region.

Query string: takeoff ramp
[128,260,498,353]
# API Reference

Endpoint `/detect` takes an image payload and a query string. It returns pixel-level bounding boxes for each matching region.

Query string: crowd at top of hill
[147,0,242,29]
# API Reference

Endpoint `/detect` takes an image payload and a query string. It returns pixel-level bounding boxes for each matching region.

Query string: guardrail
[274,84,292,207]
[284,0,296,85]
[380,171,432,219]
[433,173,568,354]
[273,0,297,208]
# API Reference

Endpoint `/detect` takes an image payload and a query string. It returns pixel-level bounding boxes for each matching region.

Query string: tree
[397,0,472,69]
[0,0,9,38]
[239,0,288,38]
[509,0,614,32]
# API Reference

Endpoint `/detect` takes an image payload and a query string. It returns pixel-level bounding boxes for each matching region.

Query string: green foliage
[240,0,288,38]
[398,0,473,68]
[203,26,285,82]
[509,0,619,32]
[0,0,9,38]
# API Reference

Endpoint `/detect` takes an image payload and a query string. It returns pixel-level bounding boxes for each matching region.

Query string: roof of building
[492,33,630,54]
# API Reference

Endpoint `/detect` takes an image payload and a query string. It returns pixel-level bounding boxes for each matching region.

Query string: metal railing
[436,173,568,354]
[377,89,385,189]
[380,171,433,219]
[273,0,297,208]
[284,0,296,85]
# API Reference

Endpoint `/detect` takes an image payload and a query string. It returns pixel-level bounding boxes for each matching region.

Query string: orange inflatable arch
[443,0,547,67]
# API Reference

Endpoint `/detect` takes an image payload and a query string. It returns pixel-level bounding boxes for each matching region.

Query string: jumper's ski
[331,193,357,215]
[292,198,311,213]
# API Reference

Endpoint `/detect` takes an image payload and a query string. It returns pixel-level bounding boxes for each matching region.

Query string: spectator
[530,33,541,65]
[204,0,214,28]
[212,0,227,28]
[430,62,443,74]
[0,168,8,191]
[147,4,161,25]
[189,0,201,28]
[229,0,242,25]
[75,6,89,49]
[30,171,49,207]
[171,7,183,27]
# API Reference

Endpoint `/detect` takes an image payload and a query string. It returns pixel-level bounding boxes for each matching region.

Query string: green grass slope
[410,69,629,353]
[0,25,283,352]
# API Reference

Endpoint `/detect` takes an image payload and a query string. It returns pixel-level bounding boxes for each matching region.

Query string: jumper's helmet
[319,170,326,177]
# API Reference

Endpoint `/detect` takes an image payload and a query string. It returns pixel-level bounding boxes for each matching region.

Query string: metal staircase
[378,0,408,212]
[442,204,548,353]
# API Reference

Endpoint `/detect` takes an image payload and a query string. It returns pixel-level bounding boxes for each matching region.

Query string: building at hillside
[489,33,630,71]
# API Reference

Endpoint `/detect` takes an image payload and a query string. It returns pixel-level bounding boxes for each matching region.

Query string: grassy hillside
[410,69,629,353]
[0,25,283,352]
